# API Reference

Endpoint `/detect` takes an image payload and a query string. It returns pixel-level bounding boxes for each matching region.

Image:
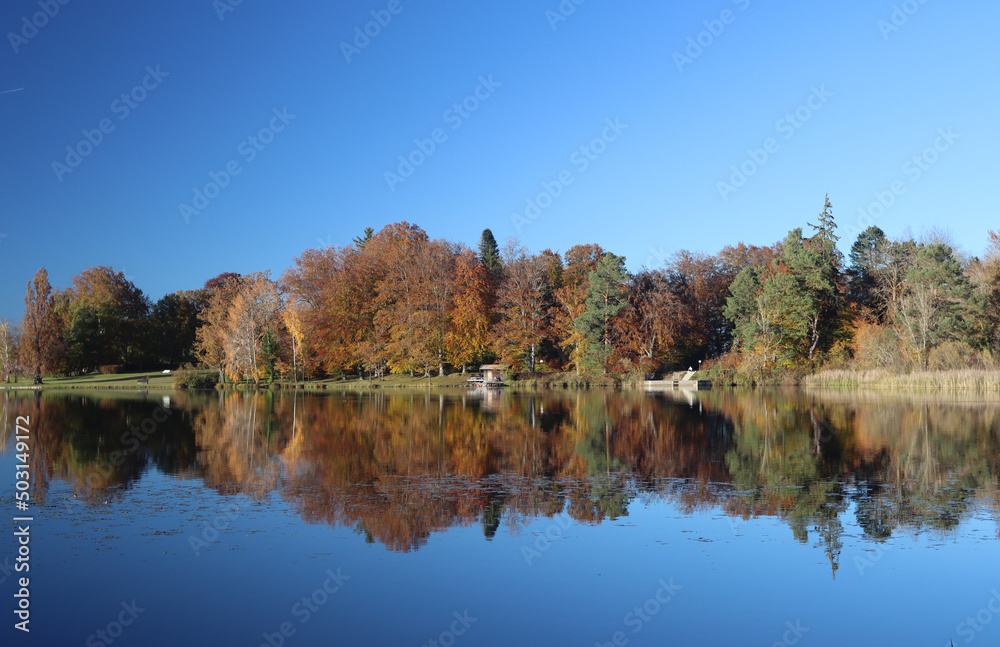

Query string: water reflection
[3,387,1000,565]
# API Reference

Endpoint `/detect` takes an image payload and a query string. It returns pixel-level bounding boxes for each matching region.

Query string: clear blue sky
[2,0,998,320]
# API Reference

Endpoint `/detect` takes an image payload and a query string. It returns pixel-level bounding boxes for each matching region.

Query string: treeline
[4,195,1000,384]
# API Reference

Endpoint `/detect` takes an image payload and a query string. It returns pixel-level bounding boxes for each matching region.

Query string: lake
[2,387,1000,646]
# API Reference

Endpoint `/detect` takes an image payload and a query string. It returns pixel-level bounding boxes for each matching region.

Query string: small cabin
[478,364,505,384]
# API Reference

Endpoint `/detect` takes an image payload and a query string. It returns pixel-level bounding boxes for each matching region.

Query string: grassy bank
[803,369,1000,390]
[0,371,175,390]
[0,369,627,392]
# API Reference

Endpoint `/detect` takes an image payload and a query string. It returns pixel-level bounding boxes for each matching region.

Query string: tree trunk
[808,315,820,361]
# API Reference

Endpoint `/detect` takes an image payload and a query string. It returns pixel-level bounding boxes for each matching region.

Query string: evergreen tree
[847,226,888,321]
[575,253,629,373]
[353,227,374,249]
[478,229,503,279]
[781,229,838,361]
[808,194,840,253]
[724,266,764,350]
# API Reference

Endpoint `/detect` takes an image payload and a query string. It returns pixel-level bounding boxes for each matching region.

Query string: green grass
[2,368,627,392]
[0,371,175,389]
[300,372,476,390]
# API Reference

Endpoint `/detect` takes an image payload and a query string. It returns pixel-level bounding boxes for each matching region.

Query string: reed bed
[804,369,1000,390]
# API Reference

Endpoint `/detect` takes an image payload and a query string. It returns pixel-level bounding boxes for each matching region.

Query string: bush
[853,324,905,371]
[174,368,219,389]
[98,365,125,375]
[928,341,975,371]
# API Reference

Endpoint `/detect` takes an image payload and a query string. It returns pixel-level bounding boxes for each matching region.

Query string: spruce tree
[847,226,888,321]
[478,229,502,279]
[808,194,840,253]
[353,227,374,249]
[575,253,629,373]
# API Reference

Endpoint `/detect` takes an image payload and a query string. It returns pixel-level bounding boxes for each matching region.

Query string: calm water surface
[2,387,1000,646]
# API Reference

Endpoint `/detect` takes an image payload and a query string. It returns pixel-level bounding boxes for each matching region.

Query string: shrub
[98,365,125,375]
[927,341,975,371]
[174,368,219,389]
[853,324,905,371]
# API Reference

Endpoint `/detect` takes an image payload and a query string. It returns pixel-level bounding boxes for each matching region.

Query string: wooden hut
[477,364,505,386]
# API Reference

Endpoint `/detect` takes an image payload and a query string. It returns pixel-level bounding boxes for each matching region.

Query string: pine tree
[575,253,629,373]
[781,229,838,361]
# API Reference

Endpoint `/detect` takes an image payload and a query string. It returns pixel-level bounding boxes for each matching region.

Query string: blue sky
[1,0,997,320]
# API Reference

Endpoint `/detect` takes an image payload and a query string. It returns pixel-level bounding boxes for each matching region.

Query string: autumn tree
[0,319,19,382]
[446,251,495,371]
[612,270,687,373]
[553,244,604,373]
[225,272,283,383]
[493,240,553,372]
[281,306,307,383]
[195,273,243,382]
[369,223,443,375]
[665,250,740,365]
[20,268,61,383]
[65,266,150,371]
[575,252,629,373]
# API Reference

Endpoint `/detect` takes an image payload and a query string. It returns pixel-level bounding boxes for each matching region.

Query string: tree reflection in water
[3,387,1000,568]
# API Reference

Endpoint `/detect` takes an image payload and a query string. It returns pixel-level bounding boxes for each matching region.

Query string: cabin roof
[478,364,505,371]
